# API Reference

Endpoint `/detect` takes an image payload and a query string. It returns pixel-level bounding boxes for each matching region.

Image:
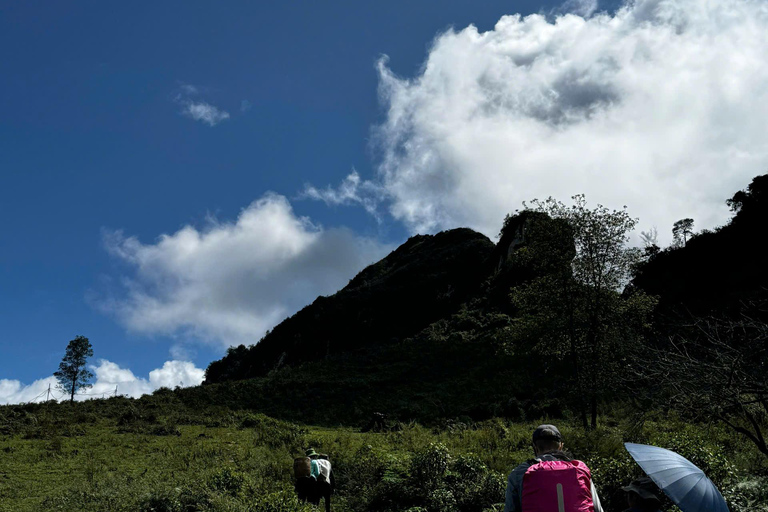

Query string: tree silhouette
[54,335,94,402]
[672,218,694,247]
[727,174,768,214]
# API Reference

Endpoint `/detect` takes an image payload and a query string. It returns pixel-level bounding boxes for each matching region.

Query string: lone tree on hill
[54,335,94,402]
[672,218,694,247]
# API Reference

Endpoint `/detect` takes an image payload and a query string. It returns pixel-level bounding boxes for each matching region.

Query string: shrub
[138,485,211,512]
[150,424,181,436]
[426,488,457,512]
[451,455,505,512]
[732,475,768,512]
[410,442,451,492]
[334,443,390,510]
[139,489,183,512]
[250,490,315,512]
[208,468,245,497]
[240,413,306,449]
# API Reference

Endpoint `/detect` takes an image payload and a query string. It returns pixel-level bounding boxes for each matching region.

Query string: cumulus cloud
[0,376,58,405]
[100,193,390,346]
[182,101,230,126]
[371,0,768,244]
[0,360,204,405]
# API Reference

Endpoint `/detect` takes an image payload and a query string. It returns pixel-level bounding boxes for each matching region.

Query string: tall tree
[726,174,768,214]
[508,195,655,429]
[54,335,94,402]
[672,218,694,247]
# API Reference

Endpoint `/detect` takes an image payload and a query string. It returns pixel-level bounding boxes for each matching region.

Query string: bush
[251,490,315,512]
[138,485,211,512]
[150,424,181,436]
[732,476,768,512]
[426,488,457,512]
[334,443,390,510]
[139,489,184,512]
[208,468,245,497]
[451,455,505,512]
[410,442,451,492]
[240,413,306,449]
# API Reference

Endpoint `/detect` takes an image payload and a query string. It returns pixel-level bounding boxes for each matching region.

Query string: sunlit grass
[0,398,765,512]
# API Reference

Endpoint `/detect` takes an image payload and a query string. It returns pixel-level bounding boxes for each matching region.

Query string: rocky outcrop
[204,228,496,383]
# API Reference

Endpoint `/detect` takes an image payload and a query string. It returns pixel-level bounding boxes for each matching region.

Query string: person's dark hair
[533,438,562,454]
[532,425,562,442]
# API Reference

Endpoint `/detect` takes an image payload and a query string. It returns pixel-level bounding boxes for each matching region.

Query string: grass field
[1,396,766,512]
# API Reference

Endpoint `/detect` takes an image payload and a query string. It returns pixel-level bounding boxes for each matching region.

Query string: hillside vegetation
[199,175,768,435]
[1,394,766,512]
[205,229,496,383]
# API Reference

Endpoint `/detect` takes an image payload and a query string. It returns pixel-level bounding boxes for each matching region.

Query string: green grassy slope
[1,395,765,512]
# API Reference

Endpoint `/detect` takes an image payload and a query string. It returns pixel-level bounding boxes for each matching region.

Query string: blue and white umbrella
[624,443,729,512]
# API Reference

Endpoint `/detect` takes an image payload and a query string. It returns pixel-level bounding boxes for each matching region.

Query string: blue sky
[2,0,768,402]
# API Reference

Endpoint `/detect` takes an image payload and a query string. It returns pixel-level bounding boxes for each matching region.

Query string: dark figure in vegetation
[621,477,662,512]
[504,424,604,512]
[294,473,316,505]
[362,412,388,432]
[294,448,333,512]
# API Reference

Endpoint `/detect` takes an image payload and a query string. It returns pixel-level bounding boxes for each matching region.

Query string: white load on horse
[294,448,333,512]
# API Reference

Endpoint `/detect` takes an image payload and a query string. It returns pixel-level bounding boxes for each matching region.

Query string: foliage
[641,314,768,457]
[631,173,768,320]
[508,196,655,429]
[3,396,764,512]
[672,218,694,247]
[540,195,640,291]
[53,335,94,402]
[726,174,768,214]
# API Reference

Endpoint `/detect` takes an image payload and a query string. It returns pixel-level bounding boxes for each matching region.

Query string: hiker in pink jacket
[503,425,604,512]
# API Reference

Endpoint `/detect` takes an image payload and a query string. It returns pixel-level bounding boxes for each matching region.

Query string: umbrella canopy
[624,443,729,512]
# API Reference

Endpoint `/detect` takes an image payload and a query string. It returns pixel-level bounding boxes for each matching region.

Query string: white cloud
[372,0,768,245]
[182,101,230,126]
[0,376,58,404]
[148,360,205,389]
[0,360,205,405]
[173,83,230,126]
[558,0,599,18]
[301,170,384,219]
[100,193,390,346]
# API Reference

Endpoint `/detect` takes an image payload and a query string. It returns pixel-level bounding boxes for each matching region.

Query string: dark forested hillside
[205,228,496,383]
[630,174,768,320]
[200,212,583,424]
[200,175,767,430]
